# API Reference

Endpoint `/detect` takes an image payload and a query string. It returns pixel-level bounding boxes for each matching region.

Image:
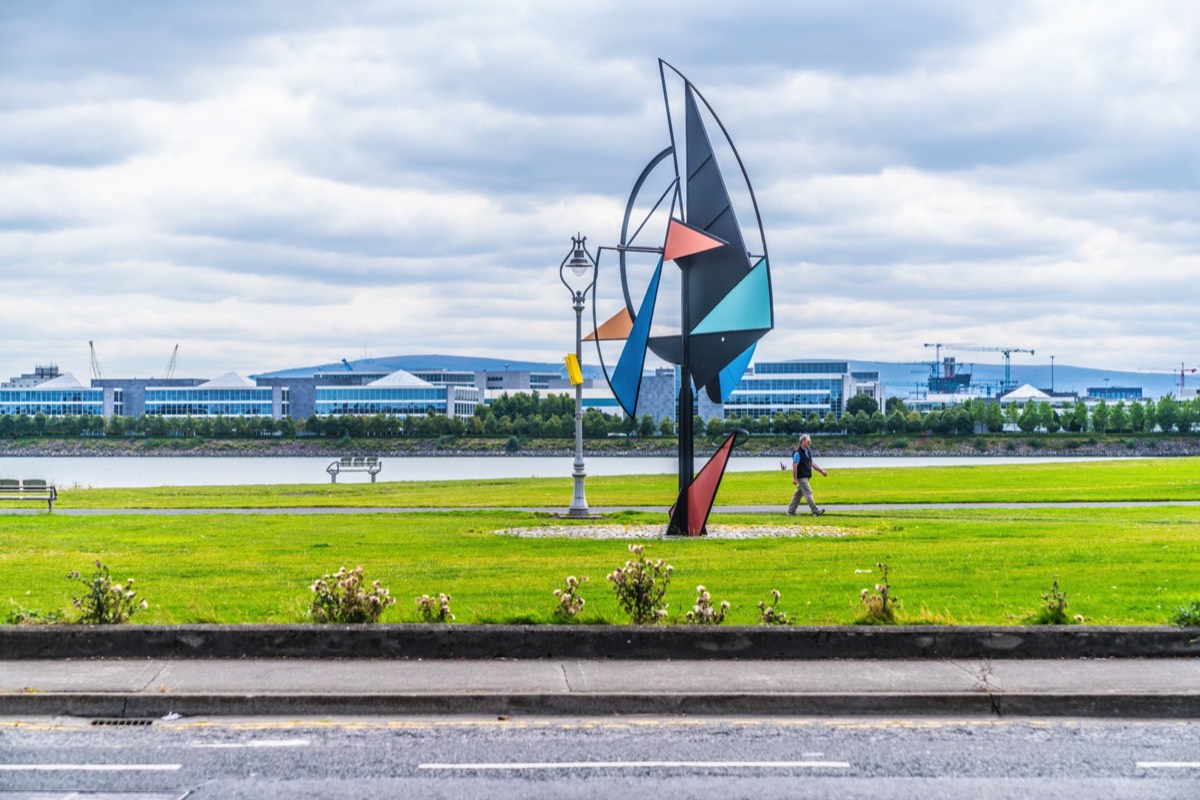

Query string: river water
[0,454,1128,489]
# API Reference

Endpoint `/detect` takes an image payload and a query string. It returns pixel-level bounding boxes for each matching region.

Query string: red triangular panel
[663,218,726,262]
[667,431,737,537]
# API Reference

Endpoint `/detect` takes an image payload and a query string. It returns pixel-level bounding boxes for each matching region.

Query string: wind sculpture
[587,60,773,536]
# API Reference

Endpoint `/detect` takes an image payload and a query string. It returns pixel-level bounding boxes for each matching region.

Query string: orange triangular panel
[585,307,634,341]
[663,218,726,262]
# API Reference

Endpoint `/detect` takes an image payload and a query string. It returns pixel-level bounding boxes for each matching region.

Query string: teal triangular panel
[609,258,663,417]
[691,258,770,335]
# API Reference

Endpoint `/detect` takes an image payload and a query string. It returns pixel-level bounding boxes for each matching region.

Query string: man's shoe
[813,508,825,516]
[785,510,797,516]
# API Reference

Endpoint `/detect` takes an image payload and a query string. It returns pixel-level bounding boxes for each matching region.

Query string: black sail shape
[677,85,755,394]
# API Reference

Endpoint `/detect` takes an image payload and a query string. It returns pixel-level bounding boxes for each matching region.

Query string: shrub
[308,566,395,624]
[68,560,147,624]
[684,585,729,625]
[415,593,454,623]
[552,575,588,621]
[1169,600,1200,627]
[607,544,672,625]
[757,589,791,625]
[857,562,898,625]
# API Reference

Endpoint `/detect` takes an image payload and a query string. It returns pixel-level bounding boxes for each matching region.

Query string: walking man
[787,434,827,516]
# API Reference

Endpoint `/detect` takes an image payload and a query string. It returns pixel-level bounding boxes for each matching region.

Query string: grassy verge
[56,457,1200,509]
[2,504,1198,626]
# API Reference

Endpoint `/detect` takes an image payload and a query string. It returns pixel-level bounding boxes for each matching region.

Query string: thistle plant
[1026,579,1073,625]
[757,589,791,626]
[858,562,898,625]
[685,585,729,625]
[607,544,672,625]
[308,566,395,624]
[415,593,454,623]
[68,560,147,624]
[552,575,588,621]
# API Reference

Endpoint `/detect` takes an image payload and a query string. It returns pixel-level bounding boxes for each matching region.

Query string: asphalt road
[2,715,1200,799]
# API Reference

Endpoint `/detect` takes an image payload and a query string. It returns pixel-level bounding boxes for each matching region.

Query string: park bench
[326,456,382,483]
[0,478,58,512]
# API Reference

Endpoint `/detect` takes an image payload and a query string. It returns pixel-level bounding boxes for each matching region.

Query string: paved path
[8,500,1200,515]
[2,657,1199,718]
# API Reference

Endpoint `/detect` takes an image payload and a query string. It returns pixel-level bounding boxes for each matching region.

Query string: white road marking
[420,760,850,770]
[1137,761,1200,769]
[190,738,310,748]
[0,764,182,771]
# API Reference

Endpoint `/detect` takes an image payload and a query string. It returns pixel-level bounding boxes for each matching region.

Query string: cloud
[1,0,1199,385]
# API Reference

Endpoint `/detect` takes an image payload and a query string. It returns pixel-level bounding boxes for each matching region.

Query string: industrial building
[1,357,881,423]
[7,352,1178,424]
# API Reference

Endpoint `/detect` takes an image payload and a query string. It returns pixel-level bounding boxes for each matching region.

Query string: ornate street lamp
[559,234,597,517]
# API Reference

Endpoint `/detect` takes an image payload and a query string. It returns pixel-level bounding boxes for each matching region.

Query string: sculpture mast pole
[674,262,693,535]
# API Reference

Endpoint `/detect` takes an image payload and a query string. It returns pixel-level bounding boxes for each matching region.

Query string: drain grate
[90,718,155,726]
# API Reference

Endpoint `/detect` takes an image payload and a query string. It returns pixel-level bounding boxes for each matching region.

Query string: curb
[3,624,1199,660]
[3,692,1199,719]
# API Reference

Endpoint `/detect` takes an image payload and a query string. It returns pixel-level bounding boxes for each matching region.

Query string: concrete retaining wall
[4,624,1199,660]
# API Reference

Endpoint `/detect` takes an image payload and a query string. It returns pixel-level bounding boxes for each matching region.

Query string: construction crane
[1138,362,1198,395]
[162,344,179,379]
[920,344,978,393]
[88,340,104,379]
[928,343,1034,394]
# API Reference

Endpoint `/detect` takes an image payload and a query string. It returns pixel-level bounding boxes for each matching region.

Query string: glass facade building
[316,386,445,416]
[315,370,481,418]
[144,387,274,417]
[723,360,883,419]
[0,386,103,416]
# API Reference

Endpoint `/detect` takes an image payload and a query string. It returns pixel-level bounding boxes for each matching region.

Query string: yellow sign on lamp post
[564,353,583,386]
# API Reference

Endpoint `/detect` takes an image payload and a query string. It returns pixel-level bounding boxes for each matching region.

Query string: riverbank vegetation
[2,460,1198,626]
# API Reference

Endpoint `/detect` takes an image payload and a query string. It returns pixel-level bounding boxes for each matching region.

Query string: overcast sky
[2,0,1198,383]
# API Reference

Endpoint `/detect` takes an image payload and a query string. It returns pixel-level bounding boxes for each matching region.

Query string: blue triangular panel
[717,343,756,403]
[609,258,663,417]
[691,258,771,335]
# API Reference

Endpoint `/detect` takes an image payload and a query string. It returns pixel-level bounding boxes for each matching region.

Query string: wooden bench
[0,479,58,512]
[326,456,382,484]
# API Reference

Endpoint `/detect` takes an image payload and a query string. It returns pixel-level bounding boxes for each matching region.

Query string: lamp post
[560,234,597,517]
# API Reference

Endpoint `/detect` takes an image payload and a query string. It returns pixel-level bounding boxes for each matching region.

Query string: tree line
[3,391,1200,440]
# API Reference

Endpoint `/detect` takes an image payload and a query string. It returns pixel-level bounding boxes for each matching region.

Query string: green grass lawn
[56,457,1200,509]
[3,458,1199,626]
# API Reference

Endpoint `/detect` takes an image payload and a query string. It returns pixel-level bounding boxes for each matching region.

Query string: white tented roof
[198,371,256,389]
[31,373,87,390]
[1000,383,1050,402]
[368,370,434,388]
